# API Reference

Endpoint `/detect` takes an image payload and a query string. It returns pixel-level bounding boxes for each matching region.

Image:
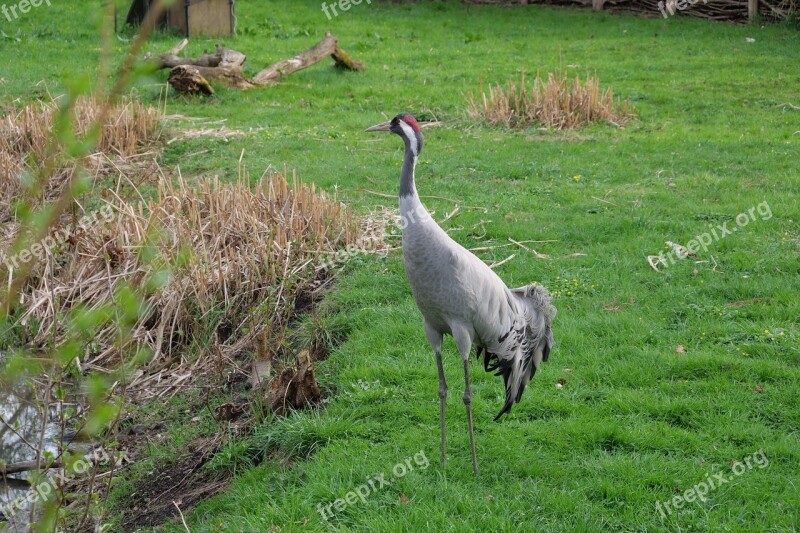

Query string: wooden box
[126,0,235,37]
[167,0,235,37]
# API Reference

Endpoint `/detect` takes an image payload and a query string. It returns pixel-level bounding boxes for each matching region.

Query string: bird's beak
[365,121,391,132]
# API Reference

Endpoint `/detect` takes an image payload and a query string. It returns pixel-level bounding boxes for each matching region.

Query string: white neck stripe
[398,121,418,156]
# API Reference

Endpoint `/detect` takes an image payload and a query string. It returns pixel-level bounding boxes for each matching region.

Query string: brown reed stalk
[467,69,634,129]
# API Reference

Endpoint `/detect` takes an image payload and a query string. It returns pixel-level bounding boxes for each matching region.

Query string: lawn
[2,0,800,531]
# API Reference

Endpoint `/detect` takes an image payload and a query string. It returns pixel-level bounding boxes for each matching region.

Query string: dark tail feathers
[487,283,556,420]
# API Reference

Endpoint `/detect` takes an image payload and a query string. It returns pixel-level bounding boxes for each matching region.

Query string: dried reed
[467,69,634,129]
[0,95,163,222]
[9,168,360,400]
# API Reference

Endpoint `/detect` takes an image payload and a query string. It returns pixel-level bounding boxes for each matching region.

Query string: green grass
[2,0,800,530]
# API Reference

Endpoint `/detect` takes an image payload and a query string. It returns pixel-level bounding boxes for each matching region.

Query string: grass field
[2,0,800,531]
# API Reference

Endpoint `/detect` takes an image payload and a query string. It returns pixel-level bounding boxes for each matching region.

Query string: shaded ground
[121,437,228,530]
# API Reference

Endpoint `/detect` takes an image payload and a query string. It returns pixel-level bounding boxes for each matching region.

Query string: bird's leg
[452,325,479,474]
[435,349,447,467]
[424,321,446,467]
[462,358,479,475]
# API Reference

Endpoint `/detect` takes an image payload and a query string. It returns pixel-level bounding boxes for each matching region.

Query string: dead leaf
[603,297,636,312]
[754,385,763,393]
[676,345,686,354]
[400,494,410,505]
[558,377,567,385]
[562,368,573,374]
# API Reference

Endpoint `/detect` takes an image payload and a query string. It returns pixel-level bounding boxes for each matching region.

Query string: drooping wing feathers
[483,284,556,420]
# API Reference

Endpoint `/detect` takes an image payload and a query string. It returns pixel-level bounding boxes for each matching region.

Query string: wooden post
[748,0,758,20]
[592,0,605,10]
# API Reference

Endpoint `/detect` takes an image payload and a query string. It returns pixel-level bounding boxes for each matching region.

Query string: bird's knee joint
[438,385,447,399]
[462,392,472,405]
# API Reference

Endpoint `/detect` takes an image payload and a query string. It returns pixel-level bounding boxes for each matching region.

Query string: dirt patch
[113,373,321,529]
[110,335,328,529]
[120,436,228,531]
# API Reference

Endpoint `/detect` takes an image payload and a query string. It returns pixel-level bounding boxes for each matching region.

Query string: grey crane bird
[367,114,556,474]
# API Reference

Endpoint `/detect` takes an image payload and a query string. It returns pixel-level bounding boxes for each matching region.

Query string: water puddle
[0,384,68,531]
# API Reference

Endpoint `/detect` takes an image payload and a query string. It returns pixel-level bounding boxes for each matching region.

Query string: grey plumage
[367,114,556,473]
[401,194,556,420]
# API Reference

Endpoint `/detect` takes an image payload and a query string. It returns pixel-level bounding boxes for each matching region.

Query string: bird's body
[400,192,500,338]
[367,114,555,473]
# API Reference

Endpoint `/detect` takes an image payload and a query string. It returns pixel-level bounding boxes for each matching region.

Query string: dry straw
[0,95,163,223]
[467,69,634,129]
[1,93,370,402]
[9,168,359,400]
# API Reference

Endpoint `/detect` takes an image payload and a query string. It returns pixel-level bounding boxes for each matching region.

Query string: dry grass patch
[467,70,634,129]
[0,95,163,222]
[7,167,362,400]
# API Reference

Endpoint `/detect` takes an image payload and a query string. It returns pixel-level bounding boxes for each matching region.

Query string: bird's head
[366,113,424,156]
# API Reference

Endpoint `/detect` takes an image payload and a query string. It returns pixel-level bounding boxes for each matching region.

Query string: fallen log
[252,32,364,85]
[145,39,247,71]
[0,458,63,476]
[147,32,364,94]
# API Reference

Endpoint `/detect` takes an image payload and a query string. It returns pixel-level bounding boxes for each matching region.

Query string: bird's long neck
[399,137,418,199]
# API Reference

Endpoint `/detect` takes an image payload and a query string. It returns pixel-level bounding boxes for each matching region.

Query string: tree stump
[167,66,215,95]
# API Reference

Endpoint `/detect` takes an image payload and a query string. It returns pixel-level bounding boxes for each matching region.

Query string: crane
[366,114,556,474]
